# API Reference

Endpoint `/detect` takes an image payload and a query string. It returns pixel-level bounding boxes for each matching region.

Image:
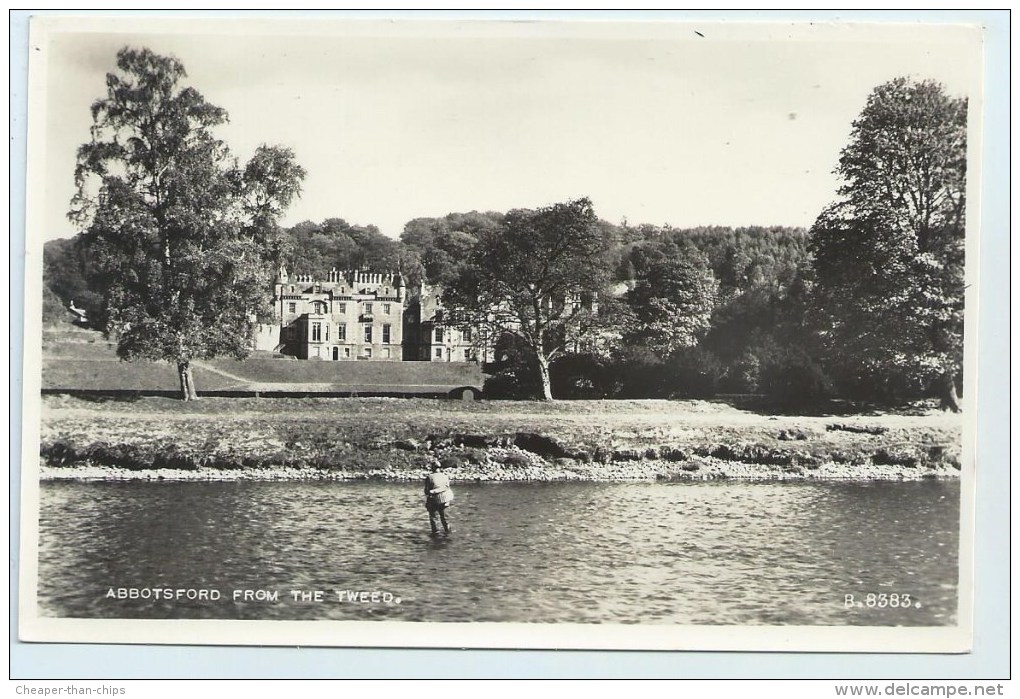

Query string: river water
[36,479,959,626]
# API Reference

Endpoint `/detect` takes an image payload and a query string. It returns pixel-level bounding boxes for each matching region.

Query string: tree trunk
[178,360,200,401]
[939,370,961,413]
[536,352,554,401]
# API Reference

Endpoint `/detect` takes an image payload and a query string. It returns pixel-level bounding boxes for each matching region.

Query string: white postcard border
[16,12,987,657]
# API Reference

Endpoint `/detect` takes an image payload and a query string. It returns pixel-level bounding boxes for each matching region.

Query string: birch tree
[70,47,305,399]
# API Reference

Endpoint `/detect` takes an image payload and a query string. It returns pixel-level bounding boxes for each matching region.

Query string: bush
[604,346,667,398]
[664,348,725,398]
[759,349,832,410]
[825,362,927,406]
[550,353,609,399]
[483,372,538,400]
[42,286,68,326]
[482,334,542,399]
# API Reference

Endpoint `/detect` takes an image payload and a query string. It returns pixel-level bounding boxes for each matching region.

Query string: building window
[338,303,346,314]
[435,327,444,343]
[344,347,351,358]
[364,325,373,343]
[337,324,346,341]
[463,327,472,342]
[332,347,339,361]
[311,323,322,342]
[364,347,372,358]
[288,302,296,314]
[464,349,472,361]
[382,324,391,344]
[364,302,373,314]
[435,347,443,358]
[383,347,391,359]
[325,324,329,342]
[383,303,391,315]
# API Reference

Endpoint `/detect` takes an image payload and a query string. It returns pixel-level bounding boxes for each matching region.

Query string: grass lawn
[41,324,483,393]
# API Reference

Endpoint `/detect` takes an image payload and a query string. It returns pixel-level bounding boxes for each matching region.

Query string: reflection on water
[37,480,959,625]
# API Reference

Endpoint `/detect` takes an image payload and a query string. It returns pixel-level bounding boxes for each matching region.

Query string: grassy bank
[41,326,483,394]
[38,395,963,482]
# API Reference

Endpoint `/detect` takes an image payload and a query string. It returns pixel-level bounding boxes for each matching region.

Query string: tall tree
[70,47,305,399]
[444,197,612,400]
[400,211,502,286]
[625,247,718,359]
[239,144,307,271]
[809,78,967,410]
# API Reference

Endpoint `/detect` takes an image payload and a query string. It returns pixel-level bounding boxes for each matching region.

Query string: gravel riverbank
[37,396,963,483]
[39,450,959,483]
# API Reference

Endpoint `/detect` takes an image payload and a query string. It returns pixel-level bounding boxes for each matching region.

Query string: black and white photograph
[17,14,986,653]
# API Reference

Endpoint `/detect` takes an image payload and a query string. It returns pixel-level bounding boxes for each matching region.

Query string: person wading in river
[424,459,454,537]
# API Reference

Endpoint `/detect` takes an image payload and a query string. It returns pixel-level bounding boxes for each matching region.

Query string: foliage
[53,70,967,411]
[482,333,543,400]
[69,47,305,399]
[808,78,967,410]
[43,237,105,327]
[400,211,503,286]
[42,285,68,326]
[549,352,614,399]
[624,243,718,359]
[757,347,832,410]
[600,346,667,399]
[240,145,308,272]
[281,217,413,281]
[445,197,613,400]
[663,347,727,398]
[615,225,811,294]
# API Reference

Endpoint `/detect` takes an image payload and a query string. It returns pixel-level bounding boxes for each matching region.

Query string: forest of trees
[43,206,958,408]
[45,55,966,410]
[43,214,828,406]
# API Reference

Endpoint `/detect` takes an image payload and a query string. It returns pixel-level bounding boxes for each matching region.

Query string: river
[36,479,959,625]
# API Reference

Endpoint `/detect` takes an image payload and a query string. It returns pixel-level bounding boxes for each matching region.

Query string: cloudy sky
[31,16,982,242]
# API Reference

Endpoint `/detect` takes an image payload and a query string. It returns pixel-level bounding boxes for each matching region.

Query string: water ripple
[37,480,959,625]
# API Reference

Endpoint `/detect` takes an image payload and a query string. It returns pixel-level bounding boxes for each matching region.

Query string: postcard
[18,14,984,652]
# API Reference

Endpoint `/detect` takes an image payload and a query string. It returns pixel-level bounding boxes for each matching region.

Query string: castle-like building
[258,267,484,363]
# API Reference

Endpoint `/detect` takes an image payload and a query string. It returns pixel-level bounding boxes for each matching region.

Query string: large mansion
[258,268,485,363]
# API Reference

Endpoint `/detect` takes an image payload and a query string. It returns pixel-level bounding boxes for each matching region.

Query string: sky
[31,16,983,242]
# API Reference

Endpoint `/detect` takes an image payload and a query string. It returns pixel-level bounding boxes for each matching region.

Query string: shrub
[550,353,609,399]
[604,346,667,398]
[759,349,832,410]
[664,347,725,398]
[481,334,543,399]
